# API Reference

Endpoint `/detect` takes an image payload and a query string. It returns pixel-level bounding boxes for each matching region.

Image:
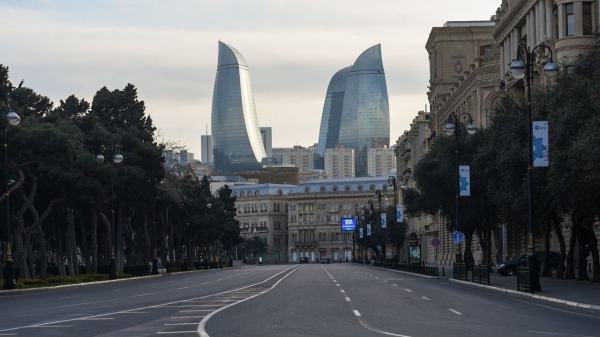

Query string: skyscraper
[201,135,213,165]
[315,44,390,176]
[211,41,267,174]
[315,67,350,158]
[260,127,273,158]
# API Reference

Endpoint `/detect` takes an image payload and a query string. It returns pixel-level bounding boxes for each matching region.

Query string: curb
[168,266,241,275]
[448,278,600,312]
[0,274,163,296]
[367,265,439,279]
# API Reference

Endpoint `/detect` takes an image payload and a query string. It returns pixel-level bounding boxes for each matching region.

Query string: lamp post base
[527,255,541,292]
[3,259,16,289]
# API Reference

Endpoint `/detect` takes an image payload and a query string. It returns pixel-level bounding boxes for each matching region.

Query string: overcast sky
[1,0,498,157]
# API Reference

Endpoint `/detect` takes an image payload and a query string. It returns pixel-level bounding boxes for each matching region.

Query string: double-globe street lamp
[96,151,124,279]
[444,111,477,263]
[510,42,558,292]
[386,176,405,262]
[3,110,21,290]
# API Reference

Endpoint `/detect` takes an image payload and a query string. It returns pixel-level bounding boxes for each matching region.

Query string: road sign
[431,238,440,248]
[452,231,464,245]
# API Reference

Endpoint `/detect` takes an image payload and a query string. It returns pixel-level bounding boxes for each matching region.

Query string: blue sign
[396,205,404,223]
[380,213,387,229]
[459,166,470,197]
[452,231,465,245]
[533,121,549,167]
[341,217,357,232]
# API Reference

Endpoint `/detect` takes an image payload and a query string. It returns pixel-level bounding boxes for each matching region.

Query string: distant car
[496,252,562,276]
[321,257,331,264]
[299,257,309,264]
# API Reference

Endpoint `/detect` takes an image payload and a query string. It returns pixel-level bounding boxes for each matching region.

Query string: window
[583,2,593,35]
[565,3,575,36]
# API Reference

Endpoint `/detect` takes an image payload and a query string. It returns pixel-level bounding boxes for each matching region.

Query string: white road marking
[527,331,598,337]
[58,302,92,308]
[157,331,197,334]
[180,309,216,313]
[448,308,463,315]
[170,316,205,319]
[345,297,351,302]
[340,289,345,293]
[393,284,398,287]
[118,311,150,314]
[198,267,300,337]
[336,283,340,287]
[78,317,114,321]
[421,296,431,301]
[164,323,197,326]
[353,310,362,317]
[31,325,72,328]
[177,286,189,290]
[405,289,413,293]
[136,292,155,297]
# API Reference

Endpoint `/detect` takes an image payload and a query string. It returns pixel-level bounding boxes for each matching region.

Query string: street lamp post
[510,42,558,292]
[3,110,21,290]
[97,151,124,280]
[387,176,398,262]
[374,189,383,261]
[444,111,477,263]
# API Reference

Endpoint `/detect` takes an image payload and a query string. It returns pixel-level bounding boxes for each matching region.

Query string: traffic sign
[452,231,464,245]
[431,238,440,248]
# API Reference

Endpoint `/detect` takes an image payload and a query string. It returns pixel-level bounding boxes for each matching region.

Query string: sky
[0,0,498,157]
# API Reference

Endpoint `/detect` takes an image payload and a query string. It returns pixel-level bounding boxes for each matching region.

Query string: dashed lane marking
[163,323,197,326]
[421,296,431,301]
[170,316,205,319]
[340,289,345,293]
[58,302,92,308]
[353,310,362,317]
[345,297,351,302]
[448,308,463,315]
[177,286,189,290]
[405,289,413,293]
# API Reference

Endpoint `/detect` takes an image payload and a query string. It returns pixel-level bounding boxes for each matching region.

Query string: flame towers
[211,41,266,174]
[316,44,390,176]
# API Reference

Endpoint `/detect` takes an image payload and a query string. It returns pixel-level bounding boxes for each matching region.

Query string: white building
[272,146,315,171]
[324,147,355,179]
[367,146,396,177]
[201,135,213,165]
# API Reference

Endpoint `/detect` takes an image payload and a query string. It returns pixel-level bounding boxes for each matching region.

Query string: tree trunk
[99,212,113,267]
[38,226,47,278]
[115,208,124,272]
[588,224,600,282]
[90,210,98,274]
[540,225,551,277]
[494,226,503,265]
[57,238,66,277]
[552,219,567,278]
[65,208,78,276]
[576,227,588,281]
[143,213,151,262]
[566,223,577,279]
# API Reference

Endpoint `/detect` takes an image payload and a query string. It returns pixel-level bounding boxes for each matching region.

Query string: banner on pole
[380,213,387,229]
[396,205,404,223]
[533,121,549,167]
[367,223,372,236]
[459,165,471,197]
[359,227,363,239]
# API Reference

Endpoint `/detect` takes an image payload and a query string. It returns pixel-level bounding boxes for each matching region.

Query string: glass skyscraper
[211,41,267,174]
[315,44,390,176]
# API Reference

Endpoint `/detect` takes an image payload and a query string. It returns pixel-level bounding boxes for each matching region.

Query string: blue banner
[340,217,357,232]
[459,165,471,197]
[533,121,549,167]
[359,227,363,239]
[396,205,404,223]
[367,223,372,236]
[380,213,387,229]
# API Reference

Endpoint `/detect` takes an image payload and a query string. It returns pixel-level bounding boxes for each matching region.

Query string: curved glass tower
[315,66,351,158]
[211,41,266,174]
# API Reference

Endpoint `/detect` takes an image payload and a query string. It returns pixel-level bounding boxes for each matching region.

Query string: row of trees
[405,45,600,282]
[0,64,241,279]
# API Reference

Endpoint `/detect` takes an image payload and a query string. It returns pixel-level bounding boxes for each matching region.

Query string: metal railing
[453,262,468,281]
[472,265,490,285]
[372,262,439,277]
[517,267,532,293]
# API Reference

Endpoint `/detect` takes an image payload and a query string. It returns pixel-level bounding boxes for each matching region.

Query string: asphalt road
[1,264,599,337]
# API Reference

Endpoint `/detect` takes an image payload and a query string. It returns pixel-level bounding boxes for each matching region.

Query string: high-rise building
[201,135,213,165]
[315,67,350,158]
[272,146,315,172]
[211,41,266,174]
[367,146,395,177]
[324,147,355,179]
[315,44,389,176]
[260,127,273,158]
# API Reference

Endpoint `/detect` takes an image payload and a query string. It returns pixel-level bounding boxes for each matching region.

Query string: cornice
[493,0,537,43]
[438,63,500,113]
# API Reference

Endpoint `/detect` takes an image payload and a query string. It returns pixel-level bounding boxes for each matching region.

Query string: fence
[372,262,439,277]
[472,265,490,285]
[453,263,468,281]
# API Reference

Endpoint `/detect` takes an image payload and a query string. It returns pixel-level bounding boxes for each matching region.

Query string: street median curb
[0,274,163,296]
[448,278,600,312]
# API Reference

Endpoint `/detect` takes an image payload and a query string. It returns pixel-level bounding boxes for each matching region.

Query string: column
[558,2,565,38]
[512,28,520,59]
[574,1,584,36]
[546,0,554,40]
[597,0,600,33]
[539,0,546,41]
[499,44,505,75]
[527,12,534,48]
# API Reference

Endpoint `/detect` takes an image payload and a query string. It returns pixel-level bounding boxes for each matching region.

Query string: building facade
[287,177,389,263]
[426,21,497,134]
[260,127,273,158]
[232,184,296,264]
[324,147,355,179]
[367,146,396,177]
[201,135,213,165]
[211,41,267,174]
[272,146,315,172]
[315,67,351,158]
